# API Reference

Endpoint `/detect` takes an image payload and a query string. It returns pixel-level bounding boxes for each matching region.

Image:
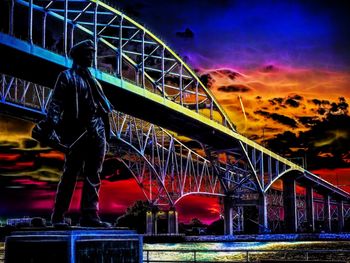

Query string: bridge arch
[6,0,234,131]
[173,192,225,206]
[264,168,302,193]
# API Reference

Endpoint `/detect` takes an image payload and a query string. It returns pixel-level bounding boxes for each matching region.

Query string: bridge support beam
[324,194,331,232]
[167,208,178,234]
[283,177,297,232]
[146,210,155,235]
[224,197,233,235]
[338,200,344,232]
[305,185,315,232]
[258,193,269,233]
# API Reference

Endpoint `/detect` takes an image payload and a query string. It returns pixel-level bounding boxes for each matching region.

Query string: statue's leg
[52,146,84,223]
[80,117,106,220]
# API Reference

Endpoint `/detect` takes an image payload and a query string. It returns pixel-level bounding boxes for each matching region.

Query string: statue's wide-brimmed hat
[69,39,95,59]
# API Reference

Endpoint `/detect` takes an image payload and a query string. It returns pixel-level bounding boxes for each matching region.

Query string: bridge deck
[0,33,240,149]
[1,34,349,201]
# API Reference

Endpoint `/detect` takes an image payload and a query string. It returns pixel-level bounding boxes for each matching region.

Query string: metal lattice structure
[5,0,233,128]
[1,73,258,206]
[109,110,223,206]
[267,190,283,232]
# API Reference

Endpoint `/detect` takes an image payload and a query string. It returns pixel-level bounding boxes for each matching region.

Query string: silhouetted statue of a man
[36,40,113,227]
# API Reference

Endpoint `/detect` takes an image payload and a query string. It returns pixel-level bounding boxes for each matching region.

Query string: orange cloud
[201,66,350,142]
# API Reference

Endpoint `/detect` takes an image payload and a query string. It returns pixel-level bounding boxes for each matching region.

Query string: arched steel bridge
[0,0,349,234]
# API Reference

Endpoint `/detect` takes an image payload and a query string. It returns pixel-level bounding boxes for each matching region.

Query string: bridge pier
[324,194,331,232]
[305,185,315,232]
[223,197,233,235]
[258,192,269,233]
[146,210,155,234]
[167,208,178,234]
[146,208,178,235]
[337,200,345,232]
[283,177,297,232]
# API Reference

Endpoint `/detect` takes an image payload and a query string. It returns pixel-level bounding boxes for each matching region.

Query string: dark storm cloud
[255,110,298,128]
[0,140,20,150]
[200,73,215,88]
[23,138,38,148]
[266,97,350,169]
[216,69,241,80]
[285,98,300,108]
[310,99,330,106]
[330,97,349,114]
[218,84,250,93]
[261,64,277,72]
[298,116,319,127]
[290,95,303,101]
[310,97,348,116]
[268,97,284,106]
[176,28,194,38]
[268,95,303,108]
[270,114,298,128]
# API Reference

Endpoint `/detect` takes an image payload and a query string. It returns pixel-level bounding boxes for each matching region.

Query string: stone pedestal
[5,229,142,263]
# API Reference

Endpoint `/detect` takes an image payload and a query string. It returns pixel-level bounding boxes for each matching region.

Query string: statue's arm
[32,72,68,148]
[46,72,68,129]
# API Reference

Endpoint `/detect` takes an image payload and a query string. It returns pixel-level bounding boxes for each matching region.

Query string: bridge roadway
[1,32,349,198]
[1,36,348,200]
[0,33,233,150]
[0,0,350,234]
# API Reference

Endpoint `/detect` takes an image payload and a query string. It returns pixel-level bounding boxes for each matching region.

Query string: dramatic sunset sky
[0,0,349,225]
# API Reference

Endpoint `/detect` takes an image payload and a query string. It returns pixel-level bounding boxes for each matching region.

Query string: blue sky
[113,0,350,71]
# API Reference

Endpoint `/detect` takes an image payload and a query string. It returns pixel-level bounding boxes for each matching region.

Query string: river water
[1,241,350,262]
[144,241,350,262]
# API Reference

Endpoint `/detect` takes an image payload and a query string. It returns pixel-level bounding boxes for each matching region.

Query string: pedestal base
[5,228,142,263]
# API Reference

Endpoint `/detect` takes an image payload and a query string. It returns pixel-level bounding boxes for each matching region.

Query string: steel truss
[0,73,261,206]
[296,194,307,230]
[5,0,233,129]
[232,206,244,232]
[0,74,52,114]
[109,111,222,206]
[267,189,283,232]
[315,201,325,222]
[3,0,325,196]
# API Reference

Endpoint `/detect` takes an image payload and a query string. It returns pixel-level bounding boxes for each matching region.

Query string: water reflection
[143,241,350,262]
[1,241,350,262]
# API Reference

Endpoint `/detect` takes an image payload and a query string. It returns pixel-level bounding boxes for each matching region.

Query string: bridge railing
[0,74,52,114]
[143,248,350,262]
[2,0,235,131]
